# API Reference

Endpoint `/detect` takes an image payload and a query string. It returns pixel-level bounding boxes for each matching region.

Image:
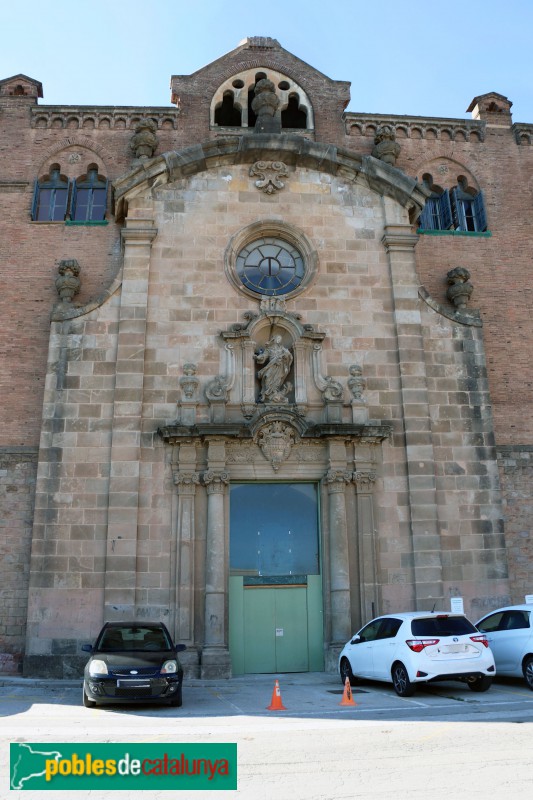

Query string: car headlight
[88,659,108,677]
[161,660,177,674]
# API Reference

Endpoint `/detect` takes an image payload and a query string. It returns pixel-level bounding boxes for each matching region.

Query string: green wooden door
[243,586,308,673]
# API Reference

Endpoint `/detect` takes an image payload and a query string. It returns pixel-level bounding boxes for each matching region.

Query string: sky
[2,0,533,122]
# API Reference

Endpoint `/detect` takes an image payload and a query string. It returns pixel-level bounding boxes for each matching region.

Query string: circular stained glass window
[236,237,305,296]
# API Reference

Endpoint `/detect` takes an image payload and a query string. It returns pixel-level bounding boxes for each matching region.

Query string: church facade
[1,37,532,677]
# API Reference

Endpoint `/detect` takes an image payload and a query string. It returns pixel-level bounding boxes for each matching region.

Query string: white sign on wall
[525,595,533,605]
[450,597,464,614]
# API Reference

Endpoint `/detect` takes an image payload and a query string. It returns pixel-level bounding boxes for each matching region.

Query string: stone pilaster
[201,442,231,678]
[353,470,378,621]
[382,221,443,610]
[104,219,157,619]
[325,467,352,649]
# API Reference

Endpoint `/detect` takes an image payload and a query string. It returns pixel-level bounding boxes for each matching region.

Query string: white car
[475,604,533,690]
[339,612,495,697]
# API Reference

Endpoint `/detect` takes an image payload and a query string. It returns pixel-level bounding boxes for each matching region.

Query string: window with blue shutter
[71,168,108,221]
[31,167,71,221]
[419,190,452,231]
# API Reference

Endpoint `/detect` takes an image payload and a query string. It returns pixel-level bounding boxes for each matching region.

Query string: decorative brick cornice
[345,113,486,143]
[31,107,179,131]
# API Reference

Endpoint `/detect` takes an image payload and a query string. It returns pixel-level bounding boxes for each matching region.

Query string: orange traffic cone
[339,676,357,707]
[267,679,287,710]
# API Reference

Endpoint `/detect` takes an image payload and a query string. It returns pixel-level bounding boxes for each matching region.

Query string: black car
[82,622,186,708]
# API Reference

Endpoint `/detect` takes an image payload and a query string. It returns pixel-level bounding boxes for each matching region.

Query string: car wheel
[339,657,357,687]
[523,656,533,691]
[467,676,493,692]
[169,686,183,707]
[392,662,415,697]
[83,686,96,708]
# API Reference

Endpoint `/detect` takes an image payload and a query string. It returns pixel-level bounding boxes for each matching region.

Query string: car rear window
[411,616,476,637]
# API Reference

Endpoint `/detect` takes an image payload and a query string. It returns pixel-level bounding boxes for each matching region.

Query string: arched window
[71,167,108,221]
[451,176,487,232]
[281,93,307,129]
[31,166,70,221]
[214,91,242,127]
[418,173,487,233]
[418,175,452,231]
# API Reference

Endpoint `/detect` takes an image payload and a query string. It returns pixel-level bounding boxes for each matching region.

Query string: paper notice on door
[275,628,284,637]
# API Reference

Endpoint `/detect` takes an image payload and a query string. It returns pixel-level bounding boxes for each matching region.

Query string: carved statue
[372,124,401,166]
[252,79,281,134]
[254,335,293,403]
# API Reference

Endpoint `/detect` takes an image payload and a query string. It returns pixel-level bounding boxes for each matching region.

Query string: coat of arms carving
[256,421,296,471]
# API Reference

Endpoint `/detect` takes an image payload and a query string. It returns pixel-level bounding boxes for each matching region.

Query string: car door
[369,618,404,680]
[346,619,384,678]
[477,610,531,674]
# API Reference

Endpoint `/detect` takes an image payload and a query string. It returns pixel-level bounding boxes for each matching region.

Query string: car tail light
[470,634,489,648]
[405,639,440,653]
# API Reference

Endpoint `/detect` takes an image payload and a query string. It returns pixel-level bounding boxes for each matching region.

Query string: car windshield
[97,626,172,652]
[411,616,476,637]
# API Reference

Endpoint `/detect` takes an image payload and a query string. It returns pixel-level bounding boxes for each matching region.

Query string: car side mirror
[350,635,361,645]
[81,644,93,653]
[175,643,187,653]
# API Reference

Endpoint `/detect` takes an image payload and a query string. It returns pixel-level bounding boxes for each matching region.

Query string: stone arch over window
[211,68,314,130]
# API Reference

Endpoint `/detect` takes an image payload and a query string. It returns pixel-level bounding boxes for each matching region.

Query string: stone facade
[0,38,532,676]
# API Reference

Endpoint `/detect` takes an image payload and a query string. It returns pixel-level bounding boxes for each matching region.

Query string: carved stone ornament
[348,364,366,402]
[372,124,401,166]
[180,363,199,400]
[325,469,352,492]
[173,470,200,490]
[252,78,281,133]
[446,267,473,309]
[257,421,296,471]
[130,119,158,160]
[249,160,288,194]
[205,375,229,403]
[203,470,230,493]
[55,259,81,304]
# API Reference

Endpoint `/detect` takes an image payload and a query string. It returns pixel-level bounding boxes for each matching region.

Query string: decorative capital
[203,470,230,493]
[353,470,376,491]
[250,160,288,194]
[173,471,200,493]
[325,470,352,492]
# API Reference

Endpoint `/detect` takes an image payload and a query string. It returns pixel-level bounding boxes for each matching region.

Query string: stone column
[354,469,378,621]
[325,468,352,651]
[382,221,443,610]
[201,461,231,678]
[104,218,157,620]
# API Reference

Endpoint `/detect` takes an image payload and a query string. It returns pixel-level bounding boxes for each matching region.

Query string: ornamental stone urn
[446,267,474,309]
[55,259,81,304]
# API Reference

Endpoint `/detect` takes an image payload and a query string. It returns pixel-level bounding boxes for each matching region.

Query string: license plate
[439,644,470,654]
[117,679,151,688]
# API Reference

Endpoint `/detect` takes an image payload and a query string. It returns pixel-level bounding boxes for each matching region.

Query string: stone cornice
[158,420,392,445]
[512,122,533,145]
